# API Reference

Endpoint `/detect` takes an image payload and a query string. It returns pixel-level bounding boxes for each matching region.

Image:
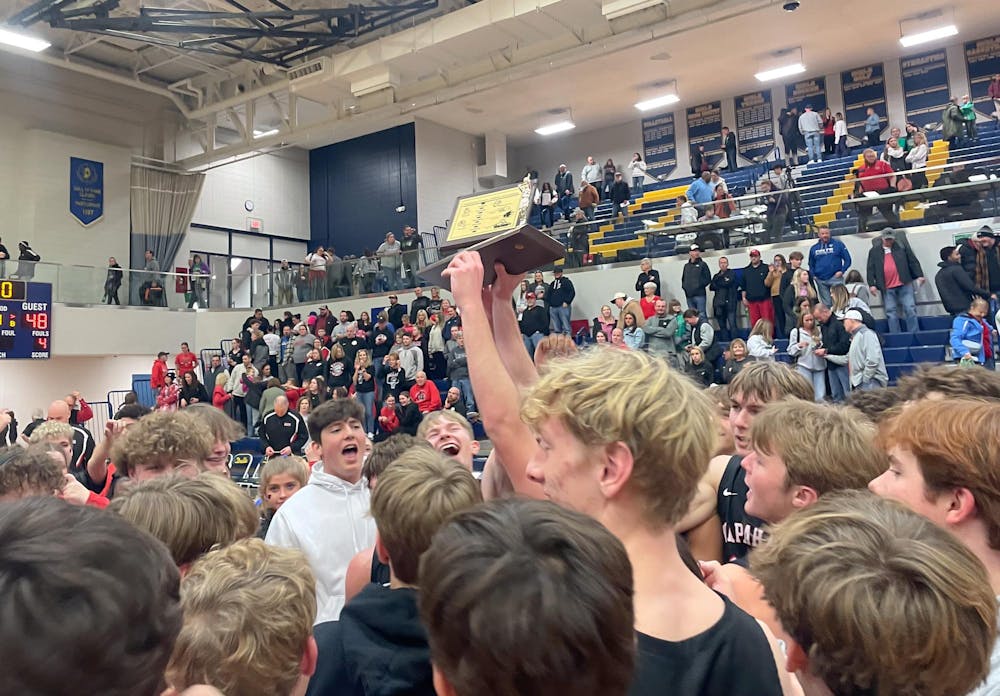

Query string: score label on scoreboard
[0,280,52,360]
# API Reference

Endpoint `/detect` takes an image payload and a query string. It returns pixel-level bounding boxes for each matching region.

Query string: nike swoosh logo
[722,489,738,497]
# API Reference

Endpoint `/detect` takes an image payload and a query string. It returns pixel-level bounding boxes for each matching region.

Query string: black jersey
[629,595,783,696]
[717,455,768,563]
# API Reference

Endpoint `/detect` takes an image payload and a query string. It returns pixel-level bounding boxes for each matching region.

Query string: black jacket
[386,303,407,330]
[547,276,576,306]
[396,403,422,435]
[710,269,740,310]
[519,305,549,336]
[179,382,208,405]
[610,180,631,204]
[935,260,989,315]
[260,410,306,454]
[307,585,434,696]
[686,361,715,387]
[554,170,574,195]
[409,296,430,323]
[866,241,924,291]
[818,315,851,356]
[681,259,711,297]
[741,262,770,302]
[959,239,989,289]
[635,269,661,296]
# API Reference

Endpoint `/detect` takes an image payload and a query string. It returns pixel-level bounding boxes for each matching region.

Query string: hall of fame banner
[841,63,888,141]
[686,101,723,164]
[785,77,827,113]
[641,111,677,180]
[735,90,775,162]
[900,49,951,125]
[965,35,1000,118]
[70,157,104,227]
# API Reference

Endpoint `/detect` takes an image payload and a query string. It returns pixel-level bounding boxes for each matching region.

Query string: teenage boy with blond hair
[257,455,310,538]
[308,448,481,696]
[754,490,996,696]
[416,409,479,471]
[166,539,318,696]
[869,398,1000,695]
[111,411,214,483]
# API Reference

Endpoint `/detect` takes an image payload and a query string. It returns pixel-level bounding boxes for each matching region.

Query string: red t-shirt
[882,248,902,289]
[175,351,198,375]
[859,160,894,192]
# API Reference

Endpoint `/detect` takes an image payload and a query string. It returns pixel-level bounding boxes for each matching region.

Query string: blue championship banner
[785,77,827,113]
[686,101,723,167]
[965,35,1000,118]
[735,90,775,162]
[841,63,888,141]
[70,157,104,227]
[641,111,677,180]
[900,49,951,125]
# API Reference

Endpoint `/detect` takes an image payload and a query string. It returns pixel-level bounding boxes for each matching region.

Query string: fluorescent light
[635,94,680,111]
[899,24,958,47]
[534,121,576,136]
[0,27,51,52]
[253,128,279,138]
[755,62,806,82]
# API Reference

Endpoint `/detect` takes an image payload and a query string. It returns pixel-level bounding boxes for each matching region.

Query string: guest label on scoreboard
[0,281,52,360]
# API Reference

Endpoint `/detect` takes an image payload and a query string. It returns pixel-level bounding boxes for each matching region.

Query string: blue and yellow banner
[900,49,950,125]
[735,90,775,162]
[70,157,103,227]
[965,35,1000,118]
[841,63,887,141]
[641,111,677,180]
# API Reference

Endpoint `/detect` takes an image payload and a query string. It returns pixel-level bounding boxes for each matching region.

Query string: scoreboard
[0,281,51,360]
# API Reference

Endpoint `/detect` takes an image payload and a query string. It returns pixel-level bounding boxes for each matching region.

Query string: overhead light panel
[0,26,50,52]
[900,24,958,47]
[635,93,680,111]
[755,62,806,82]
[253,128,279,138]
[899,10,957,47]
[535,120,576,136]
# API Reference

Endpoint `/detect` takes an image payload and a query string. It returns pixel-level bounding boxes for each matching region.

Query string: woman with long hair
[821,108,836,155]
[782,267,817,329]
[352,349,377,436]
[327,343,352,391]
[356,311,373,334]
[622,311,645,350]
[788,311,827,401]
[629,152,647,195]
[156,373,181,412]
[766,254,788,338]
[602,158,616,200]
[830,283,870,319]
[516,279,531,315]
[746,319,777,361]
[537,182,558,229]
[426,312,447,380]
[179,371,208,408]
[307,376,328,409]
[719,339,753,384]
[843,269,872,307]
[593,304,617,342]
[905,131,929,189]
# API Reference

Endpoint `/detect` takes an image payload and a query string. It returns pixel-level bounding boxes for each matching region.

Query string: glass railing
[7,155,998,310]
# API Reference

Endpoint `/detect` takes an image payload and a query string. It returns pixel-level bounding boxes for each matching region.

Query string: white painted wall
[415,119,481,246]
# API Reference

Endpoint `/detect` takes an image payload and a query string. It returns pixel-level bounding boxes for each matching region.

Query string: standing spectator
[690,144,710,176]
[580,156,602,197]
[866,228,925,334]
[941,96,965,147]
[808,226,852,306]
[782,268,817,330]
[621,311,645,350]
[779,106,801,166]
[864,106,881,147]
[840,309,887,390]
[0,237,7,277]
[535,182,558,229]
[400,225,422,288]
[641,299,680,364]
[519,292,549,357]
[175,342,198,377]
[274,259,295,305]
[151,350,169,390]
[547,267,575,335]
[447,330,475,412]
[628,152,647,194]
[530,271,549,308]
[409,371,441,414]
[376,232,403,292]
[960,95,978,142]
[798,104,824,164]
[833,111,849,157]
[103,257,123,305]
[812,304,852,401]
[936,245,989,316]
[959,226,996,294]
[187,254,210,308]
[765,254,788,338]
[290,323,316,384]
[226,354,258,431]
[355,249,379,294]
[759,181,788,243]
[881,137,906,172]
[721,127,738,171]
[205,354,227,388]
[260,396,307,457]
[609,172,630,221]
[638,282,661,319]
[741,249,773,326]
[711,256,740,341]
[305,246,328,301]
[681,244,711,321]
[904,131,929,189]
[156,373,180,412]
[397,333,423,389]
[950,298,994,367]
[385,294,406,329]
[612,291,646,328]
[352,350,377,437]
[989,73,1000,125]
[553,164,574,222]
[635,258,661,296]
[788,311,827,401]
[820,108,836,156]
[602,158,617,201]
[686,170,714,209]
[577,180,599,221]
[409,286,430,323]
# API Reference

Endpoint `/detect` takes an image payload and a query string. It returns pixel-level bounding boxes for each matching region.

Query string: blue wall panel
[309,123,417,257]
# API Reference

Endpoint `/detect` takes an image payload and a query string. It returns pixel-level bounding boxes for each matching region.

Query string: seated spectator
[111,411,214,483]
[419,498,636,696]
[594,331,608,344]
[309,448,481,696]
[678,195,698,224]
[622,311,645,350]
[166,539,317,696]
[610,327,629,349]
[442,386,467,418]
[257,455,310,539]
[157,373,181,412]
[639,282,660,319]
[261,396,308,457]
[265,399,377,624]
[409,371,442,414]
[593,304,617,342]
[950,297,994,367]
[110,472,258,572]
[746,319,777,361]
[754,491,996,696]
[0,497,182,696]
[685,346,714,386]
[719,339,754,384]
[179,371,209,408]
[854,148,901,231]
[375,395,400,441]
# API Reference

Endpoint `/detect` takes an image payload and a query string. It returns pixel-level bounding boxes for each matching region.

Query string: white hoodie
[265,461,376,623]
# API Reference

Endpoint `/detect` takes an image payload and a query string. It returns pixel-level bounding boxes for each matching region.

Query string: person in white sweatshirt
[265,399,377,623]
[834,112,849,158]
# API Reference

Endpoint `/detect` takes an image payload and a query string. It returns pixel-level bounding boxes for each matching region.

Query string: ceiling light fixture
[0,26,51,52]
[899,24,958,47]
[755,62,806,82]
[535,120,576,136]
[899,9,958,47]
[253,128,279,138]
[635,93,680,111]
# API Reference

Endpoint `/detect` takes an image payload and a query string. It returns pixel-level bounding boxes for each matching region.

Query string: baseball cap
[612,291,628,301]
[749,249,761,257]
[554,267,563,274]
[843,309,864,322]
[526,292,536,299]
[157,351,169,358]
[690,243,701,251]
[880,228,896,239]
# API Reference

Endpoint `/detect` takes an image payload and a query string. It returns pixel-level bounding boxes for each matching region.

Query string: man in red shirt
[409,371,442,414]
[175,342,199,378]
[151,351,169,390]
[854,148,900,231]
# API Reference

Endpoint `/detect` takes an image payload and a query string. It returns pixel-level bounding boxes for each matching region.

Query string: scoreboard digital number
[0,280,51,360]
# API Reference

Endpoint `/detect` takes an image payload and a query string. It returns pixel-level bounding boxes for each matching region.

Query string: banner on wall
[785,77,827,113]
[641,111,677,180]
[69,157,104,227]
[686,101,723,169]
[841,63,888,141]
[735,90,775,162]
[965,35,1000,117]
[900,48,951,125]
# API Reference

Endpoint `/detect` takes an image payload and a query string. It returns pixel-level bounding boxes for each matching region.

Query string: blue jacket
[950,313,989,364]
[686,178,714,204]
[808,238,852,281]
